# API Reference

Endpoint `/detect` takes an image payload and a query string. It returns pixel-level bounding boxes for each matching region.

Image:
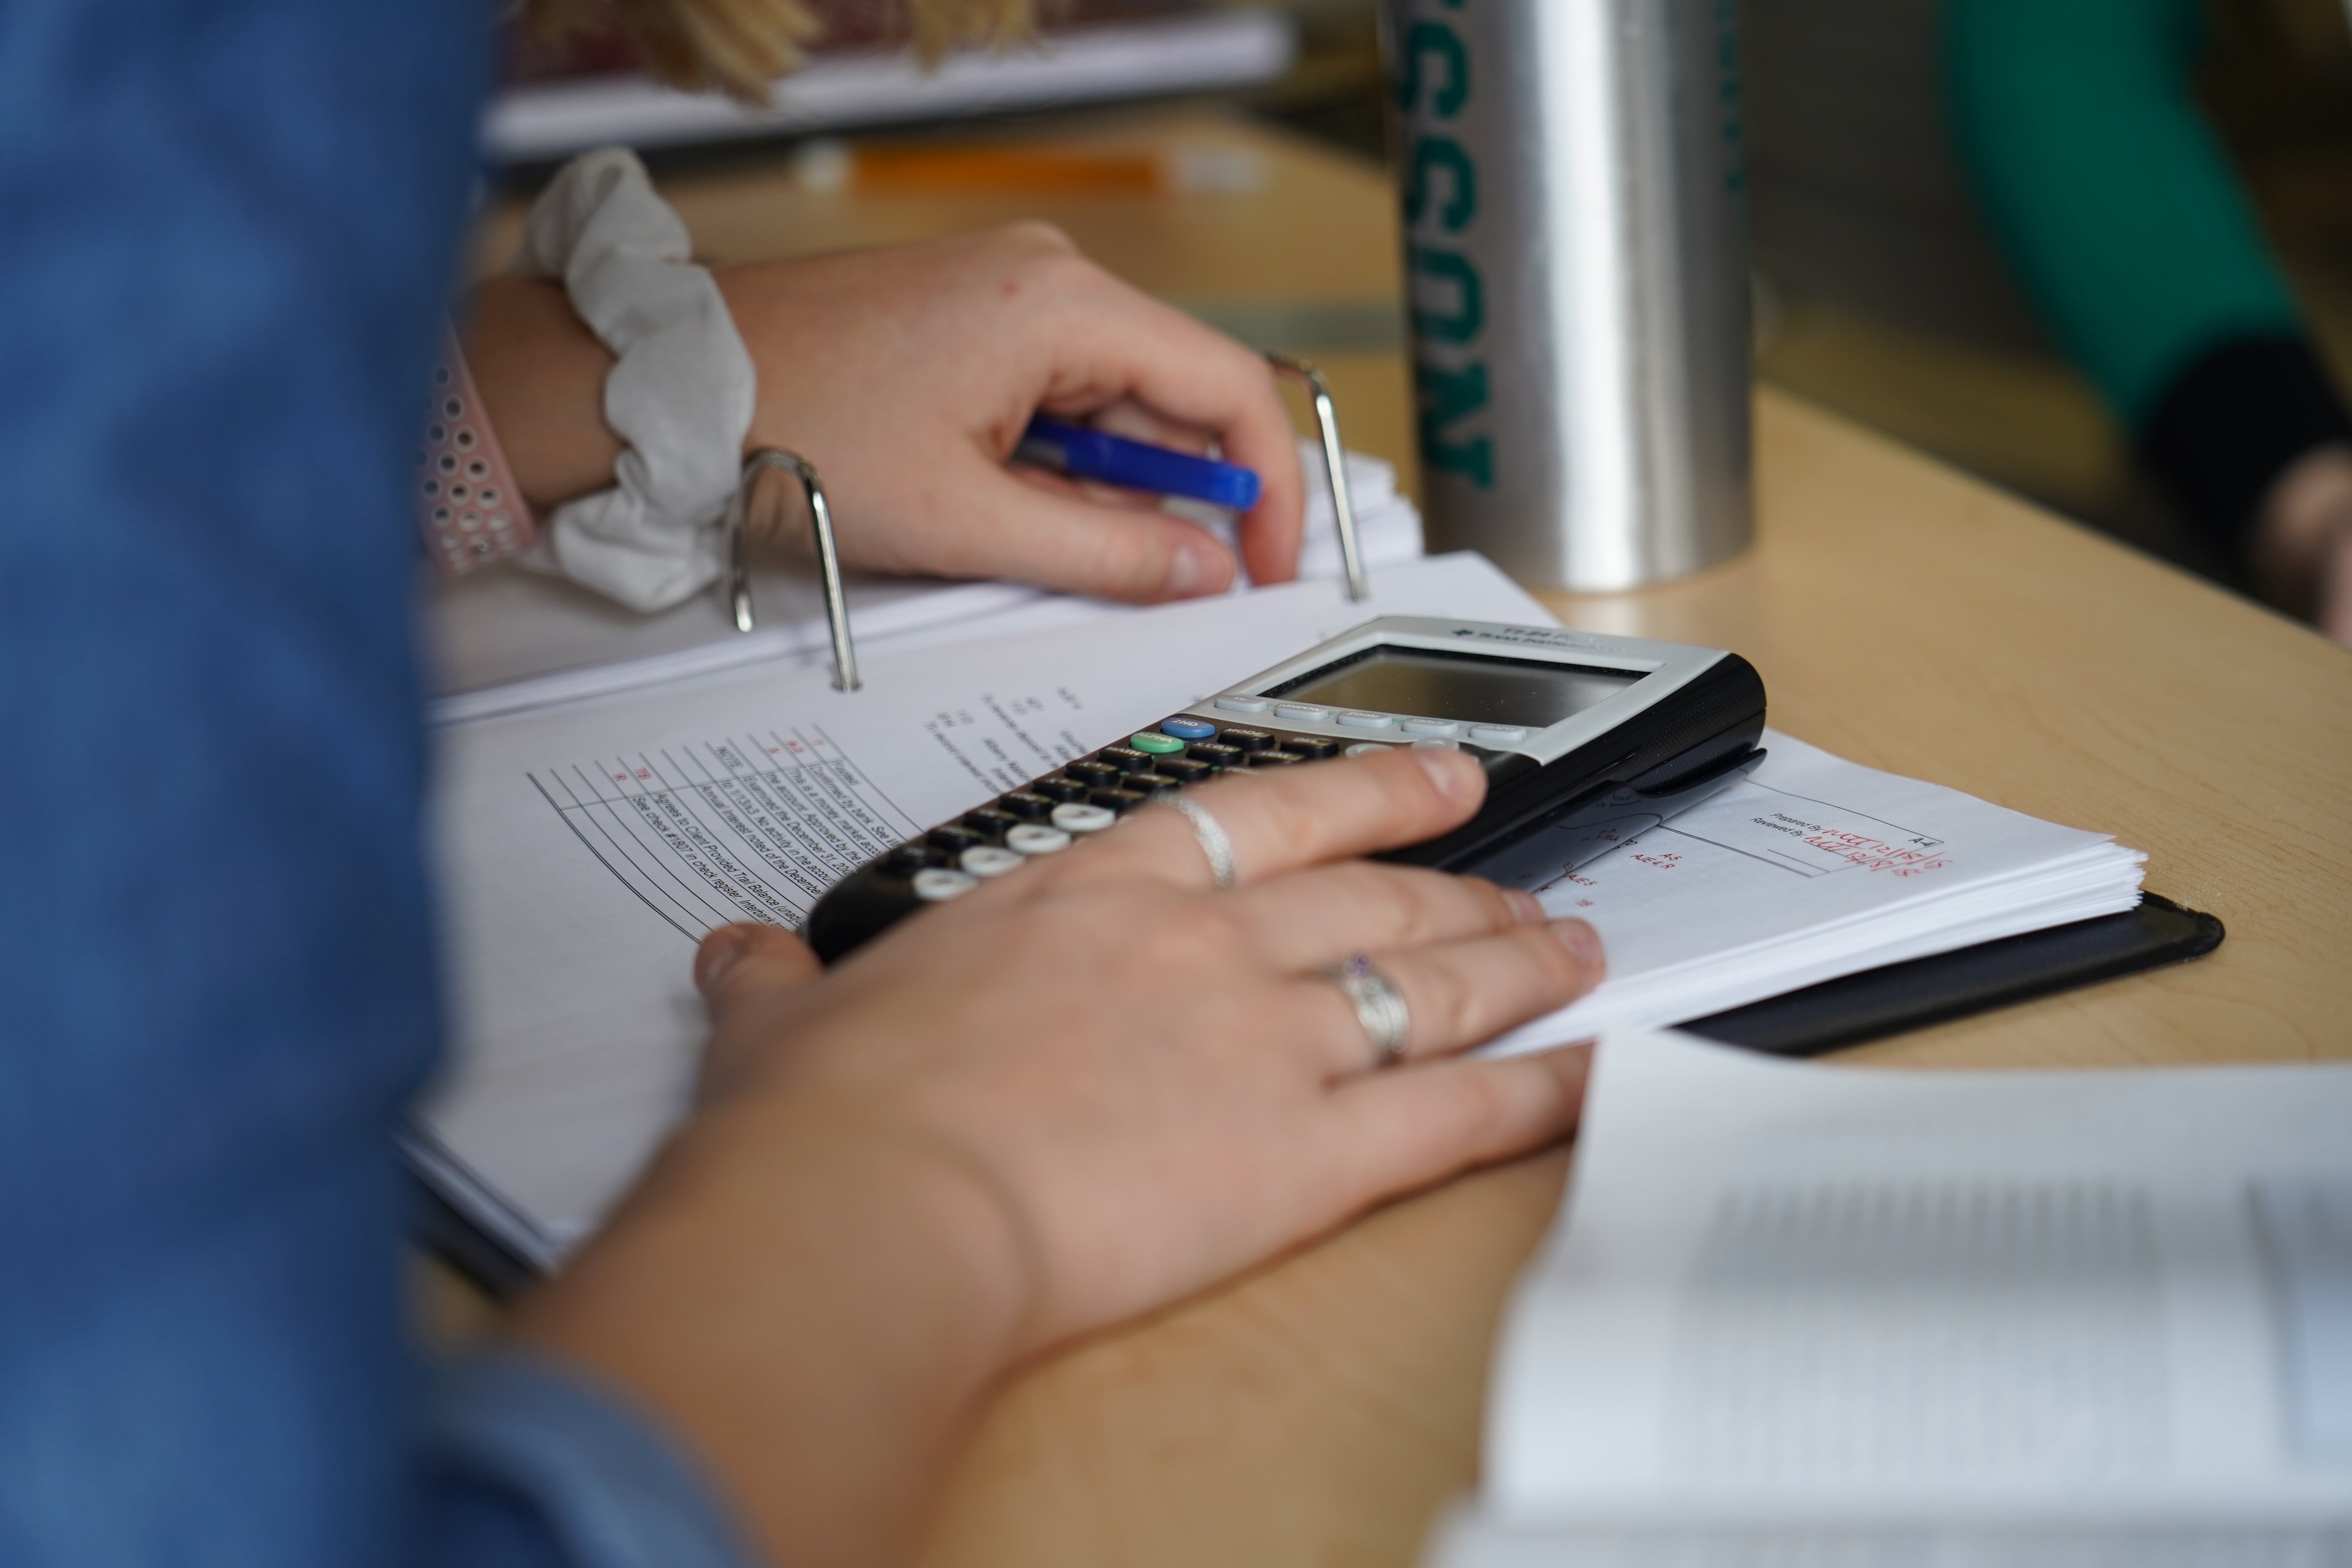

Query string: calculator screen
[1269,647,1641,728]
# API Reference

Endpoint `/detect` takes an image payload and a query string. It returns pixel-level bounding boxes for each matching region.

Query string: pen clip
[1267,352,1368,603]
[728,449,862,694]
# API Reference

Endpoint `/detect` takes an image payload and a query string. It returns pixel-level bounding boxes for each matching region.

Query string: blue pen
[1014,417,1263,510]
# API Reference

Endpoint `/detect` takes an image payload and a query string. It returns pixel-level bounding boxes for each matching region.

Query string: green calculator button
[1129,731,1185,755]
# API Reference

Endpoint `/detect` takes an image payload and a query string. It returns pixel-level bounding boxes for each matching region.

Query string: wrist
[461,275,623,512]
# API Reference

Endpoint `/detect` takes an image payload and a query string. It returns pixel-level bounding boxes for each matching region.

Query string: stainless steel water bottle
[1384,0,1751,590]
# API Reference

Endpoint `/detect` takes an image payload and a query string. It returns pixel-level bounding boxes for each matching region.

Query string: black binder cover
[419,895,2226,1298]
[1681,893,2224,1058]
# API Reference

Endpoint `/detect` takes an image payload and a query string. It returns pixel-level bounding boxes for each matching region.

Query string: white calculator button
[1336,711,1394,730]
[1401,718,1460,737]
[1051,802,1117,834]
[1005,824,1072,855]
[1468,724,1530,745]
[911,867,979,902]
[1272,702,1330,722]
[1214,695,1271,714]
[1344,742,1392,758]
[1411,737,1460,751]
[960,846,1024,878]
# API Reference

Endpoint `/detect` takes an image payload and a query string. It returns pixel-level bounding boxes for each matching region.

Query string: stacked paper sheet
[1484,735,2146,1054]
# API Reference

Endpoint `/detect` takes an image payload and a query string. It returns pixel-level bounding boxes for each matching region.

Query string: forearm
[509,1105,1033,1568]
[462,274,624,512]
[1944,0,2301,427]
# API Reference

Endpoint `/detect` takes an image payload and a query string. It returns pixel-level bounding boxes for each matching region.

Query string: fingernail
[1166,538,1227,598]
[695,927,755,996]
[1549,918,1604,972]
[1411,745,1482,803]
[1503,887,1545,925]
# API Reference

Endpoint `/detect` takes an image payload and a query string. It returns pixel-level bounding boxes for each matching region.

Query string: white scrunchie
[513,148,755,613]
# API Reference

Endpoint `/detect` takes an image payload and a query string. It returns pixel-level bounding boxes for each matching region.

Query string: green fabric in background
[1945,0,2306,430]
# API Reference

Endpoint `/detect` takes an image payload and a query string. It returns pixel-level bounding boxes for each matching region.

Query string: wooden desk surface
[469,109,2352,1568]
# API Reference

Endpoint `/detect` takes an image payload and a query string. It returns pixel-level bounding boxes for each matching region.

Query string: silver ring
[1159,791,1237,889]
[1332,953,1410,1069]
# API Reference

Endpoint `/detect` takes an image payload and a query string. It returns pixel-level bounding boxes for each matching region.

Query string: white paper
[418,552,1547,1262]
[1437,1031,2352,1565]
[1481,736,2144,1053]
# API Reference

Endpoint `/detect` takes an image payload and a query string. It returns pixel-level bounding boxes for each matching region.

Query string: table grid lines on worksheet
[531,727,924,941]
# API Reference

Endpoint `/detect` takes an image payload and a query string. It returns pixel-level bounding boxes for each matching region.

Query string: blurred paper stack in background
[485,0,1299,165]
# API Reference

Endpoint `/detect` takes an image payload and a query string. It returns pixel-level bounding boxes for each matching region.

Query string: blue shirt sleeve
[0,2,750,1564]
[426,1355,756,1568]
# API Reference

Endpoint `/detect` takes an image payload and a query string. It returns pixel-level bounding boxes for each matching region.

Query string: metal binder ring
[728,448,861,693]
[1330,953,1410,1069]
[1267,352,1369,603]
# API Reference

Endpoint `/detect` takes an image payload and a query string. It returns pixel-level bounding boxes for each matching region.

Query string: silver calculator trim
[1180,616,1730,766]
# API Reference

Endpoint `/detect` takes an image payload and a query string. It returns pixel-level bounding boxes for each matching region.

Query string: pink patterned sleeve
[416,324,539,574]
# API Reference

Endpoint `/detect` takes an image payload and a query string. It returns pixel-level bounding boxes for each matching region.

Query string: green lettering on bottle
[1415,360,1494,488]
[1392,20,1469,118]
[1404,136,1477,233]
[1408,246,1483,344]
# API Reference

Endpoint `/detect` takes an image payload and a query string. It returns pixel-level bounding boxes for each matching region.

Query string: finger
[1227,863,1544,973]
[1078,396,1217,456]
[1300,918,1603,1075]
[1316,1045,1594,1203]
[936,458,1242,602]
[1073,746,1486,889]
[695,921,821,1005]
[1031,285,1305,587]
[1009,464,1196,517]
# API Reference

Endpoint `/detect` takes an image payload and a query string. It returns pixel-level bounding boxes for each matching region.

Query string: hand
[699,744,1602,1343]
[716,222,1304,601]
[513,747,1603,1568]
[467,223,1306,604]
[2253,441,2352,647]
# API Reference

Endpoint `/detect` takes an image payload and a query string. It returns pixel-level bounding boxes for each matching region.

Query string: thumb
[694,922,823,1102]
[695,921,820,1007]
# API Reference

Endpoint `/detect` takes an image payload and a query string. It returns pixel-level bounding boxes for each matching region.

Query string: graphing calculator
[804,617,1767,963]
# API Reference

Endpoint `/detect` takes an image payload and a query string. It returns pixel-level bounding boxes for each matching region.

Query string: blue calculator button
[1161,716,1218,740]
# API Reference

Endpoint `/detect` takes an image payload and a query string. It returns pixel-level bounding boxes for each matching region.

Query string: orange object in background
[789,138,1265,194]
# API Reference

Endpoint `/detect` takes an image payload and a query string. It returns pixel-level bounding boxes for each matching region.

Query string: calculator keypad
[856,717,1501,913]
[912,867,978,901]
[960,846,1025,877]
[1005,824,1072,855]
[886,844,949,873]
[1089,788,1151,814]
